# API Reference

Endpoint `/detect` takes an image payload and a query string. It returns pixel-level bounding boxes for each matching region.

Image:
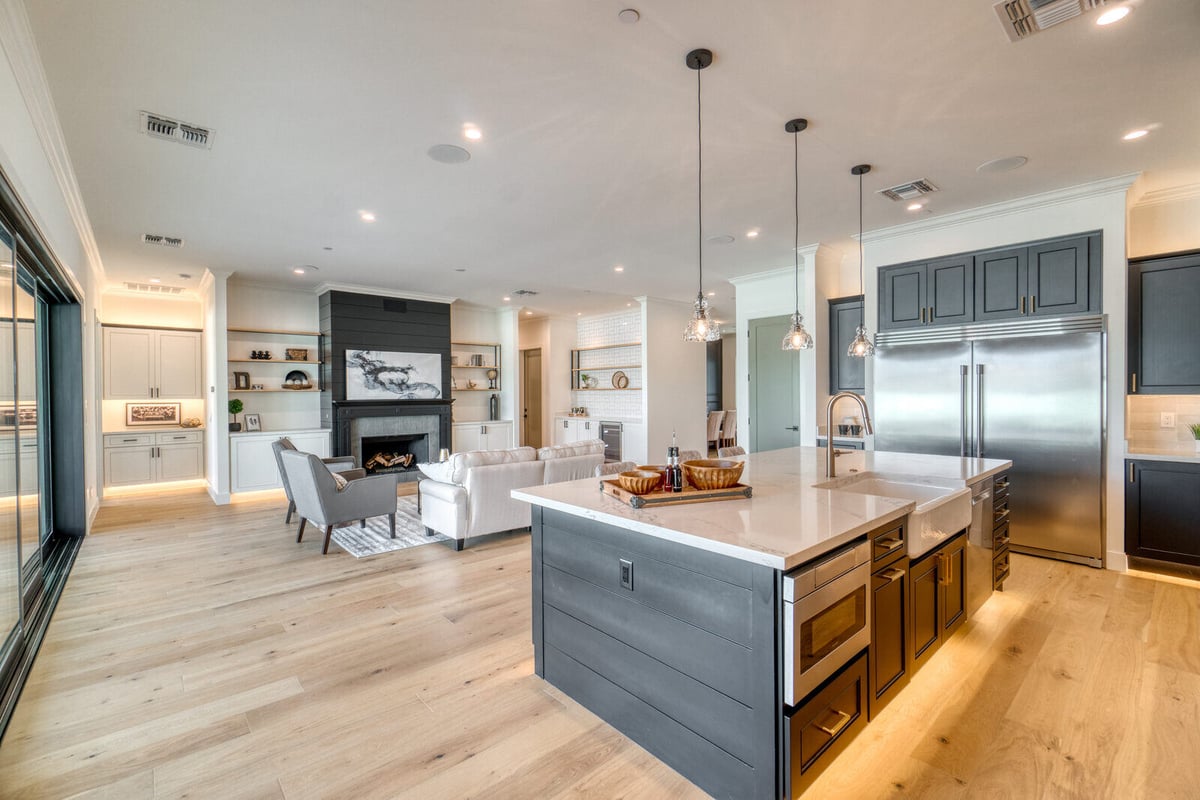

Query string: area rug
[329,497,449,557]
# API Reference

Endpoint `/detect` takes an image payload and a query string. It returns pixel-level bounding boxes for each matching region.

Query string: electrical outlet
[1161,412,1176,429]
[619,558,633,590]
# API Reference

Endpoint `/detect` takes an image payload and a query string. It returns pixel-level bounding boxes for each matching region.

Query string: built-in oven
[599,421,622,463]
[783,539,872,707]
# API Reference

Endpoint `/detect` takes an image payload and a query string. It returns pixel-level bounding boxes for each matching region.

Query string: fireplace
[361,434,428,475]
[329,400,451,484]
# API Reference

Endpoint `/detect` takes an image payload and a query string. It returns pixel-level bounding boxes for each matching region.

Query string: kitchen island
[513,446,1011,800]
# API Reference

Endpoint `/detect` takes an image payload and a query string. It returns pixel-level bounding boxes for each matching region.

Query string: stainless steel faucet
[826,391,874,478]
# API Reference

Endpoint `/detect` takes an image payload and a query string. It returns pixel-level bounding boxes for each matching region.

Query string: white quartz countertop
[513,446,1012,571]
[1125,446,1200,464]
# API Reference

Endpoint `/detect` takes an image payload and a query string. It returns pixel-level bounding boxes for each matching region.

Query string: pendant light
[848,164,875,358]
[781,118,813,351]
[683,48,721,343]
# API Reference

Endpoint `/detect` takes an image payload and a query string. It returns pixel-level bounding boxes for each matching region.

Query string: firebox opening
[361,434,428,475]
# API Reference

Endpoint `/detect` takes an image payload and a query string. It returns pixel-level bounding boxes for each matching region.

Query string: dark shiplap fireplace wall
[319,291,453,464]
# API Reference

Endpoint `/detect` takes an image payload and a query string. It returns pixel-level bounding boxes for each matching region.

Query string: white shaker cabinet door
[104,446,155,486]
[157,443,203,482]
[452,423,482,453]
[156,331,203,398]
[103,328,154,398]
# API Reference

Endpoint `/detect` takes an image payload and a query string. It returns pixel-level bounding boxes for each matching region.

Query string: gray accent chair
[280,450,398,554]
[271,437,362,524]
[595,460,637,477]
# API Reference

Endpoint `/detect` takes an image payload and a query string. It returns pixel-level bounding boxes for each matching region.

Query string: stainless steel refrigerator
[873,316,1105,567]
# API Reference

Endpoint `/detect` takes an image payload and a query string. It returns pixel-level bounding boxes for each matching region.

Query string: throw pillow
[331,471,350,491]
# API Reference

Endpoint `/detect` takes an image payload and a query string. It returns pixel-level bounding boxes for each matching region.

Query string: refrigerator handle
[975,364,985,458]
[959,365,969,457]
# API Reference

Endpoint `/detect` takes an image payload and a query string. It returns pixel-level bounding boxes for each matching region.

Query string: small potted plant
[229,398,244,432]
[1190,422,1200,454]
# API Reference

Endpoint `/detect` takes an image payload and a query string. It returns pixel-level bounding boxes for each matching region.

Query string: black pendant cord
[858,170,866,326]
[793,131,799,315]
[696,65,703,300]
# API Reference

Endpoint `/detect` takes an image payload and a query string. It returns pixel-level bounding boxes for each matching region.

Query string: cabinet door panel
[157,443,203,482]
[1129,253,1200,393]
[230,437,284,491]
[156,331,202,398]
[1126,460,1200,566]
[553,418,570,447]
[453,424,482,453]
[104,328,154,398]
[939,536,967,636]
[104,446,155,486]
[829,297,865,393]
[870,562,909,718]
[928,256,973,325]
[974,249,1027,321]
[1029,237,1090,316]
[909,553,940,670]
[879,265,926,331]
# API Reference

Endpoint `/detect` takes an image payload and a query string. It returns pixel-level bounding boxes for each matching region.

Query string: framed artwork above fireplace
[345,350,442,400]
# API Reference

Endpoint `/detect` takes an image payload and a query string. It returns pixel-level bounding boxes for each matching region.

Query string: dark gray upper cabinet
[878,257,971,331]
[1128,250,1200,394]
[879,265,926,330]
[880,232,1100,332]
[829,295,865,393]
[974,248,1027,321]
[1028,236,1093,317]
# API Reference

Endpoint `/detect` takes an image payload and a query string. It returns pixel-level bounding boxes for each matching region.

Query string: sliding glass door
[16,271,44,603]
[0,222,19,673]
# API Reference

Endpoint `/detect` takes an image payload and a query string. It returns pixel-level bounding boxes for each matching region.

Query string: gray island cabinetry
[515,447,1011,799]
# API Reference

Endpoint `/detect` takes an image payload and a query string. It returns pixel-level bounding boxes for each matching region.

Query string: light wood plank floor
[0,487,1197,799]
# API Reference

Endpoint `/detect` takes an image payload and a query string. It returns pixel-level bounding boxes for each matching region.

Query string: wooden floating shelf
[451,365,499,370]
[229,359,322,365]
[571,365,640,371]
[227,327,322,337]
[229,388,320,393]
[452,388,499,392]
[572,341,641,352]
[451,341,501,347]
[573,388,641,392]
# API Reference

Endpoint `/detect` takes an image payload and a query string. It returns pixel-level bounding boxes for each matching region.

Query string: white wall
[1128,189,1200,258]
[729,262,817,449]
[100,292,202,328]
[860,175,1135,571]
[720,332,736,409]
[518,315,576,448]
[641,298,706,460]
[0,1,104,524]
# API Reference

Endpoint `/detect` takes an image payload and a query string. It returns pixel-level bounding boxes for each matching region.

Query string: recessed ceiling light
[293,268,306,275]
[1122,128,1149,141]
[746,229,759,238]
[359,210,376,222]
[614,265,624,272]
[706,234,735,244]
[149,277,161,283]
[503,296,511,302]
[525,310,533,316]
[707,291,716,296]
[291,265,318,275]
[463,125,483,141]
[626,303,632,307]
[577,312,582,316]
[907,202,923,211]
[618,8,640,23]
[1096,6,1131,25]
[976,155,1028,174]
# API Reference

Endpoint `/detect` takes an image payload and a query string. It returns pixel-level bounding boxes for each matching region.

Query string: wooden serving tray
[600,478,752,509]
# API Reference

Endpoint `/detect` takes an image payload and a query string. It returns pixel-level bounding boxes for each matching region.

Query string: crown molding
[860,173,1139,245]
[1131,182,1200,208]
[0,0,105,293]
[312,282,457,305]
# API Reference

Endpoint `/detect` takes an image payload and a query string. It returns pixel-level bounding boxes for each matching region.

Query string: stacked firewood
[364,452,416,470]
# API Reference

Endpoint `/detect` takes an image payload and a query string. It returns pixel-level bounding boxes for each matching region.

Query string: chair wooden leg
[285,500,295,524]
[360,518,367,529]
[296,517,307,543]
[322,524,334,554]
[388,513,396,538]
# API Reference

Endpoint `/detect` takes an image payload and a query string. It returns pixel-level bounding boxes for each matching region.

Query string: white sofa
[418,439,605,550]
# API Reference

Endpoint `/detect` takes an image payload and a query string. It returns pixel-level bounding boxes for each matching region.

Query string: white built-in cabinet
[103,430,204,487]
[452,420,513,453]
[553,416,598,446]
[103,326,203,399]
[231,429,330,493]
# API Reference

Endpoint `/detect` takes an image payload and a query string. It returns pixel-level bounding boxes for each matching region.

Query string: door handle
[928,306,934,323]
[921,307,927,324]
[1020,296,1026,315]
[1030,295,1037,314]
[959,364,969,458]
[815,709,852,738]
[1131,372,1137,393]
[975,364,985,458]
[785,425,799,431]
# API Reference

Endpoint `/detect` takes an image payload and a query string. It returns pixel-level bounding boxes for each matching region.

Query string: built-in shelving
[450,341,501,393]
[570,342,642,391]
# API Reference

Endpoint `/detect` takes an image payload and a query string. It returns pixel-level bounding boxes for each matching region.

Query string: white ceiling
[24,0,1200,318]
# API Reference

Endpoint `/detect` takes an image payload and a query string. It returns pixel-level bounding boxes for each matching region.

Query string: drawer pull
[994,480,1009,491]
[875,537,904,553]
[995,536,1010,548]
[172,435,185,440]
[881,567,905,582]
[993,509,1010,526]
[815,709,852,738]
[123,438,138,443]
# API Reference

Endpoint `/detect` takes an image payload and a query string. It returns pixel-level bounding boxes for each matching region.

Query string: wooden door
[521,348,543,448]
[973,248,1027,322]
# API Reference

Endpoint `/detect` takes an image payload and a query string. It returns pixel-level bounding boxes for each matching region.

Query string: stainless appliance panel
[965,480,994,616]
[599,421,622,463]
[874,341,972,457]
[973,333,1103,563]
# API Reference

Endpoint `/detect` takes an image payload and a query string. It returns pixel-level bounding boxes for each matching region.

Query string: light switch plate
[1161,412,1176,428]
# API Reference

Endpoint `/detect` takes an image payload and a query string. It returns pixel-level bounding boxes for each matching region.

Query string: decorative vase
[1194,439,1200,454]
[229,422,242,432]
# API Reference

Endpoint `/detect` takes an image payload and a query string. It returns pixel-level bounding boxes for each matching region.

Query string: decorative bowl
[681,459,745,490]
[635,465,667,487]
[618,470,664,495]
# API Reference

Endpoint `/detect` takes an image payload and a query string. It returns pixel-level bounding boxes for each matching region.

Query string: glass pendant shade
[782,312,814,351]
[683,293,722,342]
[847,325,876,358]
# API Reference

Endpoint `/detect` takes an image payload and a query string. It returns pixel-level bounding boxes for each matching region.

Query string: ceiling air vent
[139,111,214,149]
[142,233,184,248]
[123,282,185,295]
[877,179,940,202]
[993,0,1107,41]
[512,289,539,296]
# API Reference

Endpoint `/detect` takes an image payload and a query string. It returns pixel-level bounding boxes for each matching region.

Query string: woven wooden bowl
[681,459,745,490]
[618,470,664,495]
[635,465,667,486]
